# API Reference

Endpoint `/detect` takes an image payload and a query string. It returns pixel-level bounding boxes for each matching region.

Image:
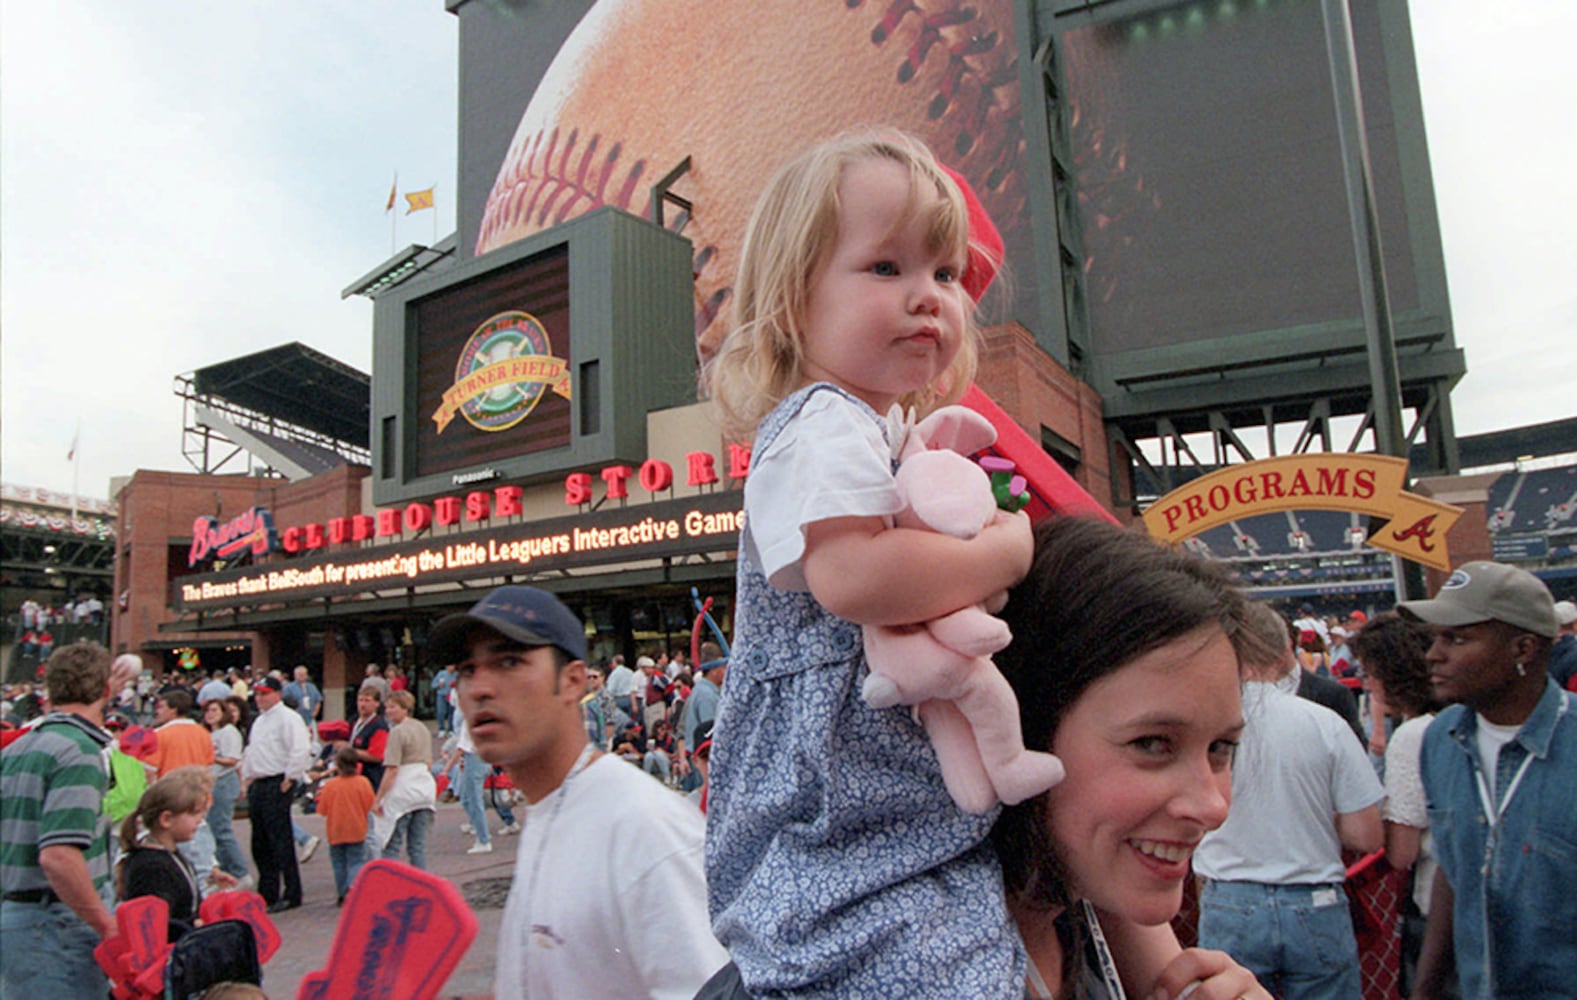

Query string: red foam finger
[131,947,173,996]
[296,859,479,1000]
[200,890,281,963]
[116,895,169,973]
[94,934,133,983]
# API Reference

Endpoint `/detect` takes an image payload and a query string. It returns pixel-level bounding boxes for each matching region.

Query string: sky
[3,0,1574,503]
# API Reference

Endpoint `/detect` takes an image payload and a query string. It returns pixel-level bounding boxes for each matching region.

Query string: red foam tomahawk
[200,890,283,963]
[296,858,479,1000]
[95,894,173,999]
[97,891,281,999]
[958,384,1118,526]
[932,163,1115,528]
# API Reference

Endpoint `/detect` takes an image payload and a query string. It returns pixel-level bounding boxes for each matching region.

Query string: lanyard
[1471,697,1566,876]
[1025,951,1054,1000]
[1472,750,1533,832]
[1023,903,1128,1000]
[1473,696,1567,829]
[519,743,599,994]
[1082,901,1127,1000]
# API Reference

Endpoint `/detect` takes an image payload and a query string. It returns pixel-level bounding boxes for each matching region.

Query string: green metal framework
[1017,0,1466,513]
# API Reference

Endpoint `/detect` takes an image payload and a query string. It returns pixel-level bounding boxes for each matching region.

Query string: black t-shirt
[121,845,201,940]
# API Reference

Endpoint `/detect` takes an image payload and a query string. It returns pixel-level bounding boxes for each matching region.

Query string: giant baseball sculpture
[476,0,1026,354]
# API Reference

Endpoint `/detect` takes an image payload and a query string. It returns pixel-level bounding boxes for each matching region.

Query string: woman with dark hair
[1352,614,1440,723]
[223,696,252,741]
[1349,613,1454,997]
[202,699,250,887]
[993,517,1271,1000]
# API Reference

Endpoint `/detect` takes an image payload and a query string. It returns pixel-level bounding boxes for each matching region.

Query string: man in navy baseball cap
[428,585,727,996]
[428,585,588,666]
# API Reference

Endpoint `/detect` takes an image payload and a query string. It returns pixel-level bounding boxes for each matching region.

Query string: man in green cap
[1399,560,1573,998]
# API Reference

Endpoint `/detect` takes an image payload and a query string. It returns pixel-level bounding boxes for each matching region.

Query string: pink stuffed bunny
[861,405,1065,814]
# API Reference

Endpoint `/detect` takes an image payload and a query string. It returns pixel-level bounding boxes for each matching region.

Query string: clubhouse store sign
[174,490,744,612]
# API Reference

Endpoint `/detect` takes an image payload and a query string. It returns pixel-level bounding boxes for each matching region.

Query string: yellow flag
[405,187,435,214]
[385,173,397,212]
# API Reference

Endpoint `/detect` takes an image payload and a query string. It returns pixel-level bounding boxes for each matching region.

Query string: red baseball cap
[939,164,1002,303]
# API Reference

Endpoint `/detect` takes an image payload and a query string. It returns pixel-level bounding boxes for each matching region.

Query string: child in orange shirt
[316,746,375,905]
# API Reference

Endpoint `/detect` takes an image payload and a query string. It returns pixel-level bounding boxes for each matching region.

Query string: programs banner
[1142,454,1462,571]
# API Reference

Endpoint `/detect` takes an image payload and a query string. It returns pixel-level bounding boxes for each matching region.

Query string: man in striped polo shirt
[0,642,122,998]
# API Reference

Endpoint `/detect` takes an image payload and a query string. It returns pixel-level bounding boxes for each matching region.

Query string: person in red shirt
[338,686,389,792]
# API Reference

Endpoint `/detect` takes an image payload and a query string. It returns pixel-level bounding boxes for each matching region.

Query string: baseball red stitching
[478,0,1025,341]
[480,2,1020,243]
[481,128,649,250]
[857,0,1015,159]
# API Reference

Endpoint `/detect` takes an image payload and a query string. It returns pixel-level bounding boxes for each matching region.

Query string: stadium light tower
[1321,0,1427,600]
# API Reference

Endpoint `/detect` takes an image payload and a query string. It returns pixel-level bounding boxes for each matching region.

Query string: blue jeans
[178,818,216,878]
[435,696,453,734]
[1198,879,1362,1000]
[460,751,493,844]
[495,796,517,827]
[207,770,248,877]
[329,841,368,898]
[381,808,432,870]
[679,761,704,793]
[644,750,671,782]
[0,889,114,999]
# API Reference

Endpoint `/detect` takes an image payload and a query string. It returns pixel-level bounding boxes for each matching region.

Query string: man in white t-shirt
[1292,603,1329,646]
[1194,601,1384,999]
[429,586,727,998]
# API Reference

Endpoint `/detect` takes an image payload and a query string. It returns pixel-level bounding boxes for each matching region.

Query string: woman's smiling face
[1044,624,1244,926]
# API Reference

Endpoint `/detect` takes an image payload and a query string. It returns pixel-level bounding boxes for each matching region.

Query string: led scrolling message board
[174,491,744,613]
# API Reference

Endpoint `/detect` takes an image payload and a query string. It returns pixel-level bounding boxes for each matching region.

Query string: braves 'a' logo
[1390,514,1439,553]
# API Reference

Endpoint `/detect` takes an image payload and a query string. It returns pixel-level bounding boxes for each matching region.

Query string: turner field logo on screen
[432,310,570,434]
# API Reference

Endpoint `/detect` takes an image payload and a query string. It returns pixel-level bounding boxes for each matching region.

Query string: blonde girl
[117,765,233,940]
[699,129,1033,997]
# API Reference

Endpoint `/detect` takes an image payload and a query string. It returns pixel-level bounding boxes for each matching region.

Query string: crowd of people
[14,594,106,631]
[6,128,1577,1000]
[6,596,107,670]
[3,559,1574,999]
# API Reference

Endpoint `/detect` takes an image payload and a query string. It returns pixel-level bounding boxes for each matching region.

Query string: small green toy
[980,456,1029,513]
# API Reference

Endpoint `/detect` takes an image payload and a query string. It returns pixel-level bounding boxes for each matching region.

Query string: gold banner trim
[431,355,571,433]
[1141,454,1463,571]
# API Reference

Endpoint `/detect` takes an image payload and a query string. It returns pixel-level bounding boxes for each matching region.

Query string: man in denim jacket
[1400,561,1575,998]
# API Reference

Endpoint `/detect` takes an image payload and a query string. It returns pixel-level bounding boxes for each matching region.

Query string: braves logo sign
[189,507,278,567]
[431,311,570,434]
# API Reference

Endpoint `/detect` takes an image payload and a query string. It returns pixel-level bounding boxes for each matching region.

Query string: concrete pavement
[237,795,513,997]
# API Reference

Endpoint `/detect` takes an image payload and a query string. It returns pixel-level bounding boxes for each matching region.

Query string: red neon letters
[279,447,752,553]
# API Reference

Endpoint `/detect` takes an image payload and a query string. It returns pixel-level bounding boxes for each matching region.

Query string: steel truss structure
[1017,0,1466,515]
